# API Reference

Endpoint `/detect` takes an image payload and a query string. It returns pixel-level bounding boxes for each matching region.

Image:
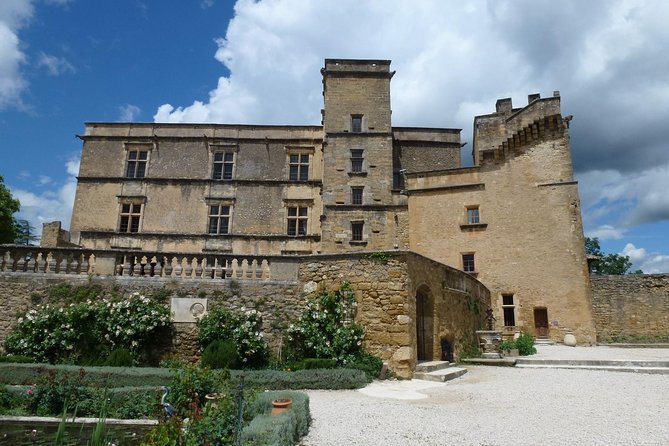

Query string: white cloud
[0,0,33,109]
[118,104,141,121]
[10,157,79,236]
[586,225,625,241]
[623,243,669,274]
[37,52,75,76]
[201,0,214,9]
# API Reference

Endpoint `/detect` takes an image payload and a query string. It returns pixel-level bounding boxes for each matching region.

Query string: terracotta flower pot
[271,398,292,416]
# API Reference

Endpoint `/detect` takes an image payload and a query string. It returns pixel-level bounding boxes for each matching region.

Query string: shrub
[201,339,239,370]
[28,368,93,416]
[231,368,368,390]
[4,293,172,365]
[347,352,383,381]
[299,358,338,370]
[0,355,34,363]
[105,348,135,367]
[249,391,310,438]
[197,306,270,368]
[0,363,171,387]
[516,332,537,356]
[499,339,517,351]
[167,363,229,416]
[287,282,365,363]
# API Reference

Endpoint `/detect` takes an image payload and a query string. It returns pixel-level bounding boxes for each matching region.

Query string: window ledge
[464,271,479,277]
[349,240,368,246]
[348,171,368,177]
[460,223,488,231]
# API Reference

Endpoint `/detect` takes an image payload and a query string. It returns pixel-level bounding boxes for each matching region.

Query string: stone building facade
[62,58,595,353]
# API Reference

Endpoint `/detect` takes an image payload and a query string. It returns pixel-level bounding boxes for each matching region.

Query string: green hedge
[231,368,368,390]
[242,391,310,445]
[0,363,171,387]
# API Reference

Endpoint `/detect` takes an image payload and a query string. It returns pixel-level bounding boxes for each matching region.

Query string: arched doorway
[415,285,434,361]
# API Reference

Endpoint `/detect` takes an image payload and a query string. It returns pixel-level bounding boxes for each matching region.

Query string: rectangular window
[287,206,308,236]
[208,204,231,235]
[350,149,364,173]
[462,253,476,273]
[289,153,310,181]
[351,221,364,241]
[119,203,142,233]
[212,151,235,180]
[125,150,148,178]
[393,171,405,189]
[351,115,363,133]
[351,186,363,205]
[502,294,516,327]
[467,207,480,224]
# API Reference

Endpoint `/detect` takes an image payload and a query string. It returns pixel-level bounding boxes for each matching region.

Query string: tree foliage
[585,237,635,275]
[14,219,39,245]
[0,176,20,244]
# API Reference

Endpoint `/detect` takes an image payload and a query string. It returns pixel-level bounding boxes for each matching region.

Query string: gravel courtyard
[301,347,669,446]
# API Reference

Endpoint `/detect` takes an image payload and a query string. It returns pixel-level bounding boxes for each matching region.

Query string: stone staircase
[515,358,669,374]
[534,338,556,346]
[412,361,467,382]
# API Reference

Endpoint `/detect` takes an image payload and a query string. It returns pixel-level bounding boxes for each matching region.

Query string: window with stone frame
[502,294,516,327]
[351,186,364,205]
[286,205,308,236]
[212,151,235,180]
[351,221,364,241]
[119,202,142,233]
[462,253,476,273]
[125,150,148,178]
[288,153,310,181]
[351,114,363,133]
[350,149,364,173]
[467,206,480,224]
[208,204,232,235]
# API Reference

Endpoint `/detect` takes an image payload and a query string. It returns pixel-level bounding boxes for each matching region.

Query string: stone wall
[0,251,489,378]
[590,274,669,342]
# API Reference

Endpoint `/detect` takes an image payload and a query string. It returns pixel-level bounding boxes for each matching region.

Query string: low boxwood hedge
[0,363,171,387]
[231,368,368,390]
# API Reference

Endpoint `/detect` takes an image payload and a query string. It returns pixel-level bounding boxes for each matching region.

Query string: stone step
[534,338,556,345]
[515,358,669,374]
[414,360,453,373]
[413,367,468,383]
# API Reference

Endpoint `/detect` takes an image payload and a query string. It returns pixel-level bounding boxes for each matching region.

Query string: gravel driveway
[301,361,669,445]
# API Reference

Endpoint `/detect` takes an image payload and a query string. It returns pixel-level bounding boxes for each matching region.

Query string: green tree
[14,219,39,246]
[0,176,20,244]
[585,237,634,275]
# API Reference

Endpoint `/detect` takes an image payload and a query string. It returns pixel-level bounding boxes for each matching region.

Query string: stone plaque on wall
[171,297,208,323]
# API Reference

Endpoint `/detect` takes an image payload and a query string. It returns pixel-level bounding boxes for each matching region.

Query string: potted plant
[500,339,519,357]
[271,398,292,416]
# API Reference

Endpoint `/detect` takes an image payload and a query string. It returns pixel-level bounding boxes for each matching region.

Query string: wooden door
[534,308,549,338]
[416,293,428,360]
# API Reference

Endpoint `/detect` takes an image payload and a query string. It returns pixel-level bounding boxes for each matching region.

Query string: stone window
[208,204,232,235]
[351,115,363,133]
[125,150,148,178]
[351,221,364,241]
[467,206,480,224]
[212,151,235,180]
[351,186,364,205]
[287,206,308,236]
[350,149,364,173]
[289,153,310,181]
[502,294,516,327]
[462,253,476,273]
[119,202,142,233]
[393,170,405,189]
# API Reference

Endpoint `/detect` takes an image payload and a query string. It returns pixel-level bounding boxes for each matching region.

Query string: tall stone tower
[319,59,407,252]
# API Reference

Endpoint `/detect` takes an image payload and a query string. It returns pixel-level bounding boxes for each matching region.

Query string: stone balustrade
[0,245,279,281]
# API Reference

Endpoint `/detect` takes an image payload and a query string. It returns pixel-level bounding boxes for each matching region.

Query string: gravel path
[300,347,669,445]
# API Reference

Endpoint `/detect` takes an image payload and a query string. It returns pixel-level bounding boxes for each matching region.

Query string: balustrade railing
[0,246,273,281]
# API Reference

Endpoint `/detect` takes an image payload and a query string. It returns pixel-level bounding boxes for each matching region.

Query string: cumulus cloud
[0,0,33,109]
[11,157,79,236]
[118,104,141,121]
[623,243,669,274]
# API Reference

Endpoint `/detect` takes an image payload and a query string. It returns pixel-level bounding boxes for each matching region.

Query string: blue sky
[1,0,668,272]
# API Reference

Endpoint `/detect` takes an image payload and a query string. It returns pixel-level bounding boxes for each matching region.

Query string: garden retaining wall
[0,251,489,378]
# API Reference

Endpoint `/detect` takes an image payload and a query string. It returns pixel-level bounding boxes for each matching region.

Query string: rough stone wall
[590,274,669,342]
[0,251,489,378]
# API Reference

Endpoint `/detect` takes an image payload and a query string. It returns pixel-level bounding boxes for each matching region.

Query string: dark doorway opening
[416,287,433,361]
[534,307,549,338]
